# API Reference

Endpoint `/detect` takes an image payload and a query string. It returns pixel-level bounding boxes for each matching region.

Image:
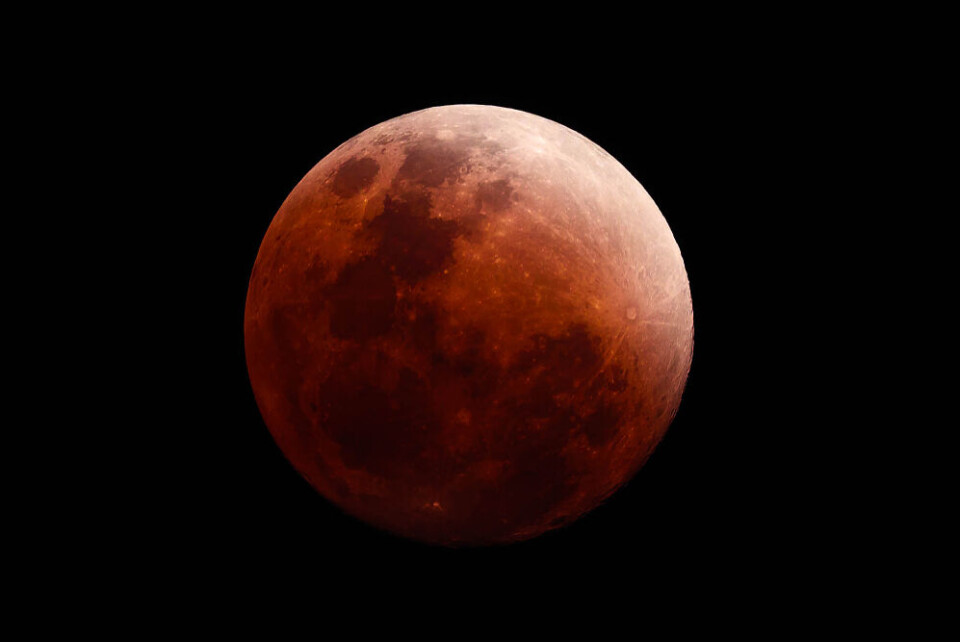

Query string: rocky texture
[244,105,693,546]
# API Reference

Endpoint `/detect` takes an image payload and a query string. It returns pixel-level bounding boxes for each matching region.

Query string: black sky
[149,49,825,597]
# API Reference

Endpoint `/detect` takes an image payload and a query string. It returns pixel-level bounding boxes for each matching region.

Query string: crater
[365,192,463,284]
[315,366,439,480]
[512,323,602,377]
[325,257,396,341]
[476,178,514,212]
[331,156,380,198]
[581,401,622,448]
[397,140,473,187]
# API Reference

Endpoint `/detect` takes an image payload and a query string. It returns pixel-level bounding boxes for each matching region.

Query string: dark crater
[316,366,440,479]
[332,156,380,198]
[365,192,464,284]
[476,178,514,212]
[397,140,473,187]
[324,257,397,341]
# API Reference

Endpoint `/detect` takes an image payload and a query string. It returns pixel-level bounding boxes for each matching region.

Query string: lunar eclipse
[244,105,693,546]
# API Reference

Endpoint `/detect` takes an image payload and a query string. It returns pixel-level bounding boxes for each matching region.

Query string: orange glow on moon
[244,105,693,546]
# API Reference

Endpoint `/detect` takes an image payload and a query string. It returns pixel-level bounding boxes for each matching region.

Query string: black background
[157,48,819,598]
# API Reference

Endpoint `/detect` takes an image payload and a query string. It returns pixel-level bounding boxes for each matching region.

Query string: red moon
[244,105,693,546]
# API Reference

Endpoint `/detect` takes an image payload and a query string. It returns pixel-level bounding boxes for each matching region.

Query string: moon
[244,105,693,546]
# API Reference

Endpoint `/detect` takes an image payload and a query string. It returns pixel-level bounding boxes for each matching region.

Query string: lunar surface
[244,105,693,546]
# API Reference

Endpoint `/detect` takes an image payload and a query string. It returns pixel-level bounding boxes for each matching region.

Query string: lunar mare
[244,105,693,546]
